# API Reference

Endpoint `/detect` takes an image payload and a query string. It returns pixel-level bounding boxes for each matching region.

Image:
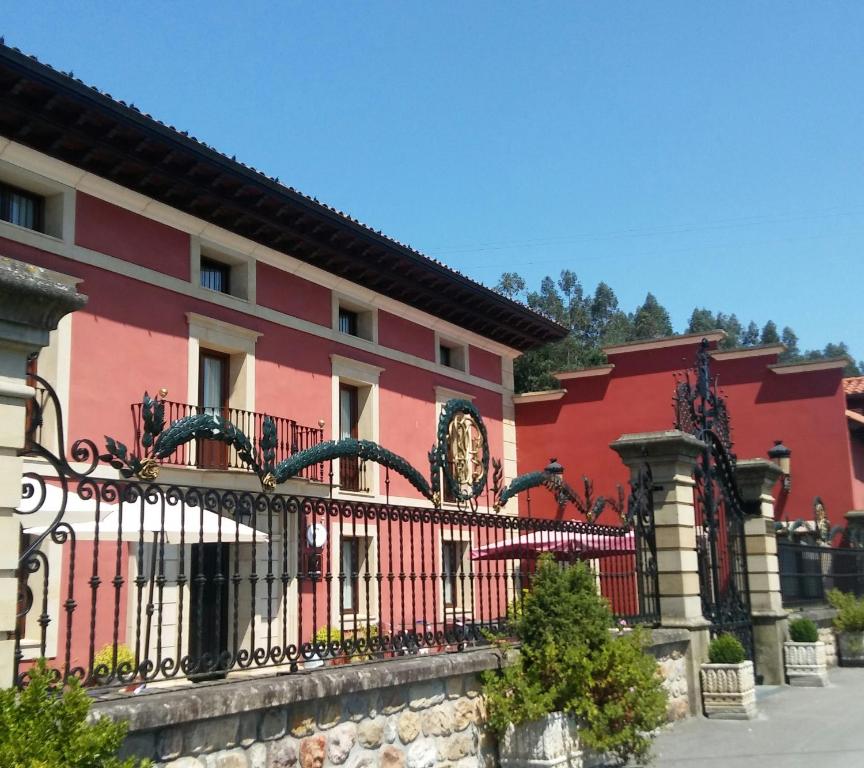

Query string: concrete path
[643,667,864,767]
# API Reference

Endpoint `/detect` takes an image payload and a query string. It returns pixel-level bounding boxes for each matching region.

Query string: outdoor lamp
[304,522,327,580]
[768,440,792,492]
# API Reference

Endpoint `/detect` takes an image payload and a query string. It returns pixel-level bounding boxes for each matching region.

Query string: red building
[1,45,567,682]
[515,331,857,529]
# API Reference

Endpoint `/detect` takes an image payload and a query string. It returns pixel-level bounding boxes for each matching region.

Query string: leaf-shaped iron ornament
[105,395,493,506]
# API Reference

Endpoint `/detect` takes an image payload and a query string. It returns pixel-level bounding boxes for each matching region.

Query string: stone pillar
[0,257,86,686]
[611,430,710,715]
[735,458,786,685]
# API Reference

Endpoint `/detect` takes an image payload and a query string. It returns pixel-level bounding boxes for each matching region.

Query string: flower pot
[700,660,756,720]
[784,641,828,686]
[499,712,584,768]
[837,631,864,667]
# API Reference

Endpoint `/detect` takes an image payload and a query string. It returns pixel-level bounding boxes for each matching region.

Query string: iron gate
[675,340,754,662]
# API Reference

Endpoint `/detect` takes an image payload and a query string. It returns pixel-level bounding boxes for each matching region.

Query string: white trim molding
[710,344,786,361]
[553,364,615,381]
[603,330,726,356]
[513,389,567,404]
[768,359,849,375]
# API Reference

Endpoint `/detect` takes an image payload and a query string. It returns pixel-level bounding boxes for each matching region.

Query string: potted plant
[700,634,756,719]
[784,617,828,686]
[483,555,667,767]
[827,589,864,666]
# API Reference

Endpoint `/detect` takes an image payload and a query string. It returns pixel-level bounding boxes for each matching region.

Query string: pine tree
[780,327,799,361]
[742,321,760,346]
[687,308,716,334]
[760,320,780,345]
[633,293,673,340]
[717,313,742,349]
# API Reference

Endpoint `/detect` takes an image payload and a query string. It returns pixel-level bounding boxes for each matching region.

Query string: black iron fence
[14,474,658,689]
[131,400,325,480]
[778,540,864,606]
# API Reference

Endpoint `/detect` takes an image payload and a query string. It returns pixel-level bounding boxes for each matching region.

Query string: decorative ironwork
[675,339,754,661]
[15,376,659,689]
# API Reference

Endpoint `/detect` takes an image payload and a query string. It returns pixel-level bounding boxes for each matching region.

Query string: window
[197,350,230,469]
[440,536,472,621]
[200,257,231,294]
[339,383,367,491]
[442,540,460,607]
[0,181,43,232]
[331,355,382,495]
[331,530,377,626]
[437,337,467,372]
[439,345,452,368]
[333,298,376,342]
[339,308,359,336]
[341,538,361,614]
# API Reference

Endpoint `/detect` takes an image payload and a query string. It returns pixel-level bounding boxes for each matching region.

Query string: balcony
[131,400,325,481]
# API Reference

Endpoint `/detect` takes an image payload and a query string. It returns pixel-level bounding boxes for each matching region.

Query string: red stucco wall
[76,193,190,281]
[516,341,854,527]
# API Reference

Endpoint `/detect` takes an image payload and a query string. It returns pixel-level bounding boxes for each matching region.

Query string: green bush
[92,644,137,679]
[708,633,746,664]
[788,617,819,643]
[827,589,864,632]
[482,556,667,765]
[0,660,149,768]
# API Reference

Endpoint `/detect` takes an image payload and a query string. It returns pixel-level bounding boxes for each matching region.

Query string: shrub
[708,633,746,664]
[482,556,667,764]
[0,660,150,768]
[827,589,864,632]
[93,644,137,680]
[788,617,819,643]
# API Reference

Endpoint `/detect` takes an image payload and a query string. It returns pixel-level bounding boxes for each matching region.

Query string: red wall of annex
[516,341,853,527]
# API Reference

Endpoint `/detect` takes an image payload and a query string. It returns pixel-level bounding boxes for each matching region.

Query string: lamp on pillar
[768,440,791,492]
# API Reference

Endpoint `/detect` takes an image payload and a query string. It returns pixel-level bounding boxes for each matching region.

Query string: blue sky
[6,1,863,359]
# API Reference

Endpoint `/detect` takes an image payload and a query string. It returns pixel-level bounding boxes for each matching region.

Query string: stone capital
[610,430,705,479]
[0,257,87,353]
[735,459,783,503]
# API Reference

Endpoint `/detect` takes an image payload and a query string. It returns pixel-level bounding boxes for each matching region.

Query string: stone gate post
[735,459,786,685]
[611,430,709,715]
[0,257,85,686]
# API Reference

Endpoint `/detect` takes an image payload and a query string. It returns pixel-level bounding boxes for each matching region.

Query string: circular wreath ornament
[436,399,490,502]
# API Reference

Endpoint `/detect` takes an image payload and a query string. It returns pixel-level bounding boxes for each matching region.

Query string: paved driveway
[643,667,864,767]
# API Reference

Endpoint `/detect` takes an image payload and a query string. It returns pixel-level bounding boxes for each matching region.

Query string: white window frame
[332,293,377,343]
[330,355,383,497]
[0,158,74,243]
[190,237,256,303]
[435,332,469,373]
[329,522,379,632]
[438,529,473,624]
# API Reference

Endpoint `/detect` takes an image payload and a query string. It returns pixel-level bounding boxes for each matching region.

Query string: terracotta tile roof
[845,377,864,395]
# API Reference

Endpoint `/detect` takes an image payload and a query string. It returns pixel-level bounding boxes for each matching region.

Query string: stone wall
[97,650,499,768]
[95,631,695,768]
[644,629,691,721]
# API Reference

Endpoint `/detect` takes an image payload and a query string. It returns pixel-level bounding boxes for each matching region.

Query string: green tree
[760,320,780,345]
[494,272,526,300]
[780,327,799,361]
[741,321,760,346]
[632,293,673,340]
[687,307,716,334]
[587,282,620,345]
[716,312,742,349]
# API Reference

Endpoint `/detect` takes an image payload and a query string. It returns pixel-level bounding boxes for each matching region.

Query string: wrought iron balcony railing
[131,400,325,481]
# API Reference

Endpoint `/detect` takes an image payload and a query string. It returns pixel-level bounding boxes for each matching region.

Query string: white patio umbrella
[16,480,115,529]
[24,491,269,543]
